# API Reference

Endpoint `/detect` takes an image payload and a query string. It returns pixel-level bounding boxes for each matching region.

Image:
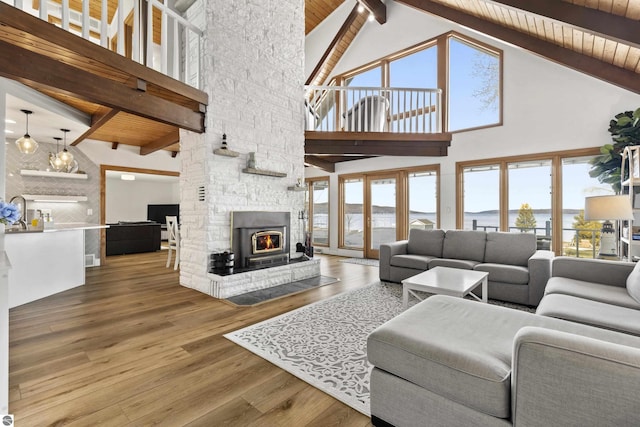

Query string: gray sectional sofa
[537,256,640,335]
[368,257,640,426]
[380,229,554,306]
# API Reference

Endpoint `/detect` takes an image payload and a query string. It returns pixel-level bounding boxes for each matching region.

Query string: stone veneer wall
[179,0,305,295]
[5,141,100,261]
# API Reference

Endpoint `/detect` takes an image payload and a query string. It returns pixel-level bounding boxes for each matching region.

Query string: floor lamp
[584,195,634,259]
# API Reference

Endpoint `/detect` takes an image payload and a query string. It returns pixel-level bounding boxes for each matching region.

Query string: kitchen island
[6,223,108,308]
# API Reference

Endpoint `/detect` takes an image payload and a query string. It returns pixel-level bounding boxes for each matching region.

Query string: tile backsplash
[6,140,100,261]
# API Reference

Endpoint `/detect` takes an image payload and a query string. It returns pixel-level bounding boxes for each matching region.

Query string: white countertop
[6,223,109,234]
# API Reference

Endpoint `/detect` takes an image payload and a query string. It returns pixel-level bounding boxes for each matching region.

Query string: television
[147,204,179,225]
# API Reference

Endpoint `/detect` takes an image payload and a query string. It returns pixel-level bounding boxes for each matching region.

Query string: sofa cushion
[484,232,536,266]
[429,258,479,270]
[474,263,529,285]
[536,293,640,335]
[546,277,640,310]
[390,254,435,270]
[407,229,445,257]
[626,262,640,304]
[442,230,486,262]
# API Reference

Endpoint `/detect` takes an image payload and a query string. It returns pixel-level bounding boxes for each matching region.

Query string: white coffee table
[402,266,489,308]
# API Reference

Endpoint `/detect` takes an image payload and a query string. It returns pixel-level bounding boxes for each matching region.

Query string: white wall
[105,176,179,223]
[305,1,640,256]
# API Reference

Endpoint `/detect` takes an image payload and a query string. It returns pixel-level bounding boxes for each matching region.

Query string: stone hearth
[207,258,320,299]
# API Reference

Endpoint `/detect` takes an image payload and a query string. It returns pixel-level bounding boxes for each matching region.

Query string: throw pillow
[627,262,640,304]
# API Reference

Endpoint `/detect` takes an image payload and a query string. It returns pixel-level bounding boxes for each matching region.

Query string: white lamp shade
[584,195,634,220]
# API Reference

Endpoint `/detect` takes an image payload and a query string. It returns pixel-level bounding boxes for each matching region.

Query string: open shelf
[20,169,88,180]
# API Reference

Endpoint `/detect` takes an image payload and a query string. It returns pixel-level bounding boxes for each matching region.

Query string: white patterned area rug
[224,282,534,416]
[224,282,408,415]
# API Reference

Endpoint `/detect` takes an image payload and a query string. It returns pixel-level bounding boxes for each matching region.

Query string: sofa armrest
[379,240,408,281]
[552,256,635,288]
[527,250,554,306]
[512,326,640,426]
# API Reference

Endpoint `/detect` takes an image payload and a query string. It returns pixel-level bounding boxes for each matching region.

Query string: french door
[364,172,403,259]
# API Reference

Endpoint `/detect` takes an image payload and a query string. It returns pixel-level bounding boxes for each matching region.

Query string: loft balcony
[0,0,207,154]
[304,85,452,172]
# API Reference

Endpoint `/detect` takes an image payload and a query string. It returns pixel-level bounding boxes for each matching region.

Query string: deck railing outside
[305,85,442,134]
[5,0,203,89]
[472,220,602,258]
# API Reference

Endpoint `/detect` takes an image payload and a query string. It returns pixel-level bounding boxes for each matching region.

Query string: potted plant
[590,108,640,193]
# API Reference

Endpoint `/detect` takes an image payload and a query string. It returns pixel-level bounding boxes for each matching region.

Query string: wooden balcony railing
[4,0,203,89]
[305,85,443,134]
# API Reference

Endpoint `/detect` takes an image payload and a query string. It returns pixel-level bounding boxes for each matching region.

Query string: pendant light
[50,137,65,171]
[15,109,38,154]
[58,128,74,167]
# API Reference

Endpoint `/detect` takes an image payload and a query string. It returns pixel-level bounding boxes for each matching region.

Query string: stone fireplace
[177,0,308,299]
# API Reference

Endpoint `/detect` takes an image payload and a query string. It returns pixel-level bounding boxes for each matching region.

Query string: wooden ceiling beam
[140,129,180,155]
[0,3,208,106]
[396,0,640,95]
[360,0,387,24]
[71,107,120,146]
[305,131,451,156]
[0,39,205,132]
[489,0,640,49]
[304,155,336,173]
[306,4,360,86]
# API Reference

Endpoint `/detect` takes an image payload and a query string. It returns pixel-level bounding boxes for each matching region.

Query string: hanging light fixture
[50,137,65,171]
[58,128,74,167]
[15,109,38,154]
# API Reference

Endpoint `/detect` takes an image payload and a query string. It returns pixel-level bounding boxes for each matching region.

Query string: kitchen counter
[6,222,108,233]
[6,224,107,308]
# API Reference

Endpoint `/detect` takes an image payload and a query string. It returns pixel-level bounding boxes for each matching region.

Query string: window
[561,156,612,258]
[457,148,602,255]
[307,178,329,247]
[338,166,440,251]
[448,36,501,132]
[508,160,552,234]
[340,177,364,249]
[461,165,500,231]
[408,169,439,232]
[334,32,503,133]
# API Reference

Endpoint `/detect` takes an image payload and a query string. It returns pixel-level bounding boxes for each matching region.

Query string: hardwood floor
[9,252,377,426]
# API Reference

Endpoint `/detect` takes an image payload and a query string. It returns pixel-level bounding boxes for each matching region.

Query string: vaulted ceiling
[306,0,640,93]
[3,1,639,159]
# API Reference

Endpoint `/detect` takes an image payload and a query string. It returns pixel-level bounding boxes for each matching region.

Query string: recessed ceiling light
[5,129,13,134]
[5,119,16,124]
[357,4,365,13]
[121,174,136,181]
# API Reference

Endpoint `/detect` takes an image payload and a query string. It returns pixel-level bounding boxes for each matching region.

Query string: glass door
[365,173,401,259]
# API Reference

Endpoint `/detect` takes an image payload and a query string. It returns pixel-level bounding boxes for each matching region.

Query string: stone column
[179,0,305,295]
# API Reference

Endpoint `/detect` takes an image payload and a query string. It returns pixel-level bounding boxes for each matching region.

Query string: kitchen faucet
[9,195,27,229]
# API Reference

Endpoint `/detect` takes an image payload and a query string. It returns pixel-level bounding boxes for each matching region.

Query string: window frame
[456,147,601,255]
[306,176,330,248]
[337,164,440,250]
[333,31,504,133]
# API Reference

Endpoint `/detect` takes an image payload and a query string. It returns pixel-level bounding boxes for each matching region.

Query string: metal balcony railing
[5,0,203,89]
[305,85,443,134]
